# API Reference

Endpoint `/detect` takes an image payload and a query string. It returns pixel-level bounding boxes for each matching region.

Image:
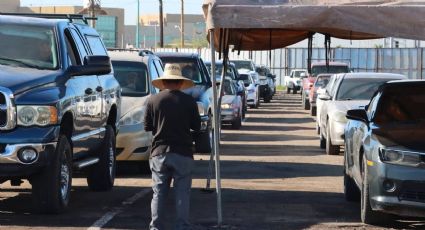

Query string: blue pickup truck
[0,14,121,213]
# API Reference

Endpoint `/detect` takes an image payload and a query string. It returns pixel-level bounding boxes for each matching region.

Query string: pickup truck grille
[0,87,16,130]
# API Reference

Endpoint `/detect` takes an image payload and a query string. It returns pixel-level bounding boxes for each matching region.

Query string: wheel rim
[60,154,70,201]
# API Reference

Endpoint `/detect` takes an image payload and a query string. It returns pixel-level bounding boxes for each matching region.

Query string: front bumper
[368,161,425,217]
[220,109,237,123]
[116,123,151,161]
[329,120,346,146]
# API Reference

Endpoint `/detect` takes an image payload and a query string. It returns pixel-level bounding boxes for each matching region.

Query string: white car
[239,73,260,108]
[284,69,307,94]
[318,72,406,155]
[230,59,259,84]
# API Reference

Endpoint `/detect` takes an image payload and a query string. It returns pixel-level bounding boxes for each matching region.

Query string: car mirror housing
[67,55,111,77]
[318,94,331,101]
[346,109,368,123]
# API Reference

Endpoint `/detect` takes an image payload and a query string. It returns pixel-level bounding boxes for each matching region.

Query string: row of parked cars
[296,62,425,225]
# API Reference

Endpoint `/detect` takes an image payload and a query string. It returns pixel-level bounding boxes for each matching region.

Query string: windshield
[336,78,394,101]
[205,63,236,80]
[255,67,270,76]
[311,65,349,77]
[314,75,331,87]
[231,60,253,72]
[0,24,58,70]
[294,70,306,77]
[238,74,252,85]
[375,87,425,124]
[222,79,235,95]
[161,57,204,84]
[112,61,149,96]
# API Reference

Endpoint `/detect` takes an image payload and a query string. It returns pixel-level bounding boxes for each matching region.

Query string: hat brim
[152,74,195,90]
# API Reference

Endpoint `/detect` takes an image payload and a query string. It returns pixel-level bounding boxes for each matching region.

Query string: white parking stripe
[87,188,151,230]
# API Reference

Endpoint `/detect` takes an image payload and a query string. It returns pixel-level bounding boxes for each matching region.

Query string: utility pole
[89,0,96,28]
[159,0,164,47]
[136,0,140,48]
[181,0,184,48]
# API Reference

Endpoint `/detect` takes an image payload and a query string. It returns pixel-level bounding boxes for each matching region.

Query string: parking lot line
[87,188,151,230]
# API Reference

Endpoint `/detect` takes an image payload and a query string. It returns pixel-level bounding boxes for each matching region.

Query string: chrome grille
[0,87,16,130]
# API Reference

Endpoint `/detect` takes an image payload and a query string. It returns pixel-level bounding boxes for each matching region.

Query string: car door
[64,28,101,157]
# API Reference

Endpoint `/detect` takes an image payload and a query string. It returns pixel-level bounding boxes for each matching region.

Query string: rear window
[311,65,349,77]
[160,57,204,84]
[336,78,394,101]
[111,61,149,96]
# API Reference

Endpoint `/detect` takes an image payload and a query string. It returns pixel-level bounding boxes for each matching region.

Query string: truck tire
[344,171,360,202]
[87,125,116,191]
[326,123,340,155]
[32,135,72,214]
[231,114,242,130]
[310,106,317,116]
[302,93,310,110]
[292,88,297,94]
[361,157,390,224]
[319,131,326,149]
[287,87,290,94]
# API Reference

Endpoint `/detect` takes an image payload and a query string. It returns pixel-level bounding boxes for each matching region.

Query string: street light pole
[136,0,140,48]
[180,0,184,48]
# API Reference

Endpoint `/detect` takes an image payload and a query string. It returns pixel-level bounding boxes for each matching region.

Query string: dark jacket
[144,89,201,158]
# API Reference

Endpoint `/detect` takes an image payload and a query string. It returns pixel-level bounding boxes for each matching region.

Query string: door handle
[85,88,93,95]
[96,86,103,92]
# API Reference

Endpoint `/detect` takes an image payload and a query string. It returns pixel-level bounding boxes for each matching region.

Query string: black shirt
[144,89,201,158]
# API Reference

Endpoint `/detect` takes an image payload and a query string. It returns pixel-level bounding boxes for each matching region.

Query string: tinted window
[222,79,235,95]
[111,61,148,96]
[0,24,58,69]
[231,60,253,71]
[238,74,252,85]
[70,29,89,61]
[293,71,306,77]
[336,78,394,100]
[86,35,107,55]
[255,67,270,76]
[311,65,349,77]
[161,57,203,84]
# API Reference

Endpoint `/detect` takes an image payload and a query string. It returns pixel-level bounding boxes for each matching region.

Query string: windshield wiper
[0,56,44,69]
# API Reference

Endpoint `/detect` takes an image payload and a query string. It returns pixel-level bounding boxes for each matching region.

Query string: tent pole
[209,29,223,226]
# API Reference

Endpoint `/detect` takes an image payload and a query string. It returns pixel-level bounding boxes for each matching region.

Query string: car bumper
[368,161,425,217]
[116,123,151,161]
[221,109,238,123]
[330,120,346,146]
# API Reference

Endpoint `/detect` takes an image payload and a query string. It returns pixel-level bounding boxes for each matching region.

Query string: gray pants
[149,153,194,230]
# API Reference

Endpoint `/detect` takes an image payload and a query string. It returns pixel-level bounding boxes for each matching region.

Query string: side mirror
[67,55,111,76]
[318,94,331,101]
[346,109,368,123]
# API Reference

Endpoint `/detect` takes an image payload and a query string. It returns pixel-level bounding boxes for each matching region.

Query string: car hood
[221,95,236,104]
[0,65,59,94]
[120,95,148,118]
[374,123,425,152]
[182,85,206,100]
[331,100,369,113]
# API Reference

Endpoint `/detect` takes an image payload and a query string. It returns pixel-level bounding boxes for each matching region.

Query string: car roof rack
[0,13,96,25]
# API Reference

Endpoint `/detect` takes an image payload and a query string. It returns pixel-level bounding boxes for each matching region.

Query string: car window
[86,35,107,55]
[238,74,252,85]
[336,78,394,101]
[111,61,148,96]
[367,92,380,119]
[314,76,331,87]
[311,65,349,77]
[294,71,305,78]
[0,24,58,69]
[222,79,236,95]
[69,29,89,63]
[231,60,253,72]
[161,58,203,84]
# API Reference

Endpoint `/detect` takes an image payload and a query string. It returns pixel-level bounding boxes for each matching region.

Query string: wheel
[255,96,261,108]
[231,114,242,130]
[310,106,317,116]
[287,87,290,94]
[326,123,340,155]
[195,113,212,153]
[361,156,390,224]
[87,125,116,191]
[31,135,72,214]
[302,93,310,110]
[316,123,320,135]
[293,88,297,94]
[319,129,326,149]
[264,95,271,103]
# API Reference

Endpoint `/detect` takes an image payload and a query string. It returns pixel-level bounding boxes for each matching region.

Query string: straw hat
[152,63,195,90]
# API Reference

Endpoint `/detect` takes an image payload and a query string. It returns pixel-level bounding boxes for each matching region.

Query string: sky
[20,0,203,25]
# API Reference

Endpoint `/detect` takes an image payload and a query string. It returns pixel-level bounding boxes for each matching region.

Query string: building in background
[125,13,207,48]
[1,0,124,48]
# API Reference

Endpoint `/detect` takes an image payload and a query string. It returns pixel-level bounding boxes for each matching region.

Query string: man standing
[144,63,200,230]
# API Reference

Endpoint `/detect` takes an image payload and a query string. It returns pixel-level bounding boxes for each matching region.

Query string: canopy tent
[201,0,425,227]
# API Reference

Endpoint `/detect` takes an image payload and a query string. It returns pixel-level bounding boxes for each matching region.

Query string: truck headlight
[17,106,58,126]
[379,148,422,167]
[221,103,231,109]
[119,109,144,126]
[197,102,206,116]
